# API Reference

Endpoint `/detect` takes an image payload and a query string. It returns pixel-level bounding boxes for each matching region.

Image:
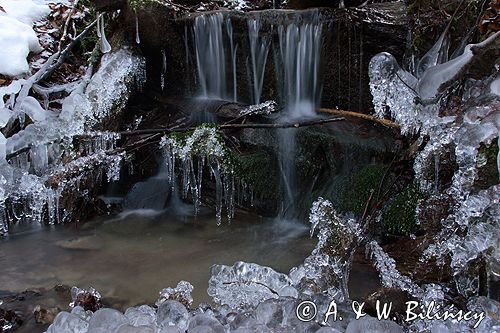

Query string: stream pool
[0,208,379,310]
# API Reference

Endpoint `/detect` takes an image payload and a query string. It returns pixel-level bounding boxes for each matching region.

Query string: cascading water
[190,11,324,218]
[277,12,323,119]
[248,17,271,104]
[275,11,324,217]
[193,13,237,100]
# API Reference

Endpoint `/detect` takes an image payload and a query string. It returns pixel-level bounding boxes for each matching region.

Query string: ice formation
[160,125,241,225]
[366,241,423,297]
[368,52,419,135]
[156,281,194,307]
[0,0,49,76]
[290,198,361,301]
[368,24,499,333]
[208,261,298,310]
[0,48,146,235]
[238,100,277,116]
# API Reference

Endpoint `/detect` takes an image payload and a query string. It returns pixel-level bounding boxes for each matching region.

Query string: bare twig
[116,117,345,137]
[37,19,97,83]
[317,108,400,129]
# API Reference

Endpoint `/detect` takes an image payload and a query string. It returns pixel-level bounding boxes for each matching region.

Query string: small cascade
[275,11,324,217]
[277,11,323,118]
[193,14,231,100]
[226,18,238,102]
[248,18,271,104]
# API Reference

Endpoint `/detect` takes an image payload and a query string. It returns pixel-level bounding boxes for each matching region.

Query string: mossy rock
[339,164,388,216]
[474,140,499,192]
[236,152,280,201]
[383,184,423,235]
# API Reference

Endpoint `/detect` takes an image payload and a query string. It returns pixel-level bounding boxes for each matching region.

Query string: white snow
[0,0,49,24]
[0,0,49,77]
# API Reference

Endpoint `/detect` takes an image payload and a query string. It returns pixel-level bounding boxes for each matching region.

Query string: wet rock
[92,0,126,11]
[71,286,103,312]
[123,2,408,112]
[33,304,59,325]
[0,307,23,331]
[55,235,104,251]
[364,288,415,321]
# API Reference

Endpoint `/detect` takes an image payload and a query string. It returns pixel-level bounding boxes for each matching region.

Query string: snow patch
[0,0,49,77]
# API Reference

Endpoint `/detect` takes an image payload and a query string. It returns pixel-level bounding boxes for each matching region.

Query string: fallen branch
[317,108,400,129]
[37,19,97,83]
[117,117,345,136]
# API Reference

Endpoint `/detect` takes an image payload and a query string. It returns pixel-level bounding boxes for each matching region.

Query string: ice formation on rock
[366,241,423,297]
[160,125,243,225]
[156,281,194,307]
[290,198,361,300]
[368,52,419,135]
[0,48,146,235]
[207,261,298,310]
[368,27,499,333]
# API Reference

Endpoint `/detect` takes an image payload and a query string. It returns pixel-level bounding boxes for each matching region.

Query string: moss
[129,0,158,11]
[339,164,388,216]
[235,152,280,200]
[383,184,423,235]
[474,140,499,192]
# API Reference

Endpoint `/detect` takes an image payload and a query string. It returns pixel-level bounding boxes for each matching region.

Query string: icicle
[161,49,166,91]
[209,159,223,226]
[135,12,141,44]
[96,12,101,38]
[99,14,112,54]
[416,24,450,78]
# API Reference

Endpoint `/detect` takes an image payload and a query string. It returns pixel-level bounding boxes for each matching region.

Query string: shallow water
[0,209,316,308]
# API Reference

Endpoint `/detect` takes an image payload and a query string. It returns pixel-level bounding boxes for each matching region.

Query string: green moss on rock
[236,152,280,200]
[474,140,499,192]
[383,184,423,235]
[340,164,388,216]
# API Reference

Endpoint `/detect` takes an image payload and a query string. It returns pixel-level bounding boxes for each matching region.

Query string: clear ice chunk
[156,300,189,331]
[207,261,298,310]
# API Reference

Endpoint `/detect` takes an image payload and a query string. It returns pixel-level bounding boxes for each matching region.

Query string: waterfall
[276,11,323,217]
[193,13,237,100]
[277,11,323,118]
[248,18,271,104]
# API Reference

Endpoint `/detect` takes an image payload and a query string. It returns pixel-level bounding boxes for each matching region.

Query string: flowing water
[0,210,316,308]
